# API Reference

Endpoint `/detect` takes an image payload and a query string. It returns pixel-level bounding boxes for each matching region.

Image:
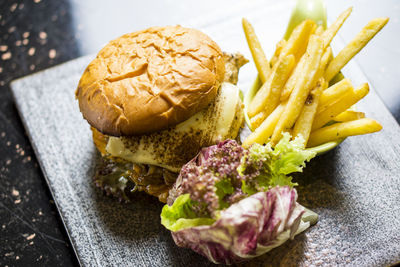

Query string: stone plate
[10,1,400,266]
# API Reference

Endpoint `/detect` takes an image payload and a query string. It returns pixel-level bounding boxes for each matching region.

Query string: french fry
[307,118,382,147]
[315,25,324,36]
[271,35,324,145]
[293,21,318,63]
[321,7,353,48]
[320,46,332,73]
[242,18,271,83]
[326,46,334,63]
[334,110,365,122]
[250,110,267,129]
[312,83,369,130]
[248,54,295,117]
[243,8,385,149]
[314,46,332,84]
[329,72,346,86]
[270,39,287,67]
[325,17,389,82]
[243,103,286,147]
[292,78,327,146]
[280,54,306,101]
[289,51,330,143]
[311,23,318,37]
[276,21,317,101]
[262,55,295,118]
[279,19,316,63]
[318,78,353,112]
[280,46,331,102]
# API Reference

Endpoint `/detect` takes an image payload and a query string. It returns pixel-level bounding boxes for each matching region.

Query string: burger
[75,25,320,264]
[76,25,247,202]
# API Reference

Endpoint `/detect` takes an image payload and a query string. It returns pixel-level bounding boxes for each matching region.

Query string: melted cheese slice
[106,82,243,172]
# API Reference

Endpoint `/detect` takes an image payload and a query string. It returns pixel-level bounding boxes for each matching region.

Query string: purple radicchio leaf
[170,186,309,265]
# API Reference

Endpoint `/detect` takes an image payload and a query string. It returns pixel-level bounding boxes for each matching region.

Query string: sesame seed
[22,39,29,45]
[22,32,30,38]
[0,45,7,52]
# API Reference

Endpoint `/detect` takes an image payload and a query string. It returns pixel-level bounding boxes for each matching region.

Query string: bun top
[76,25,225,136]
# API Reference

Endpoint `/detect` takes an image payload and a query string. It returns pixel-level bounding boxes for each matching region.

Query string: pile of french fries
[242,8,388,148]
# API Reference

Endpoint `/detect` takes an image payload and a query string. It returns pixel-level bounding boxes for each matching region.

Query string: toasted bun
[76,25,225,136]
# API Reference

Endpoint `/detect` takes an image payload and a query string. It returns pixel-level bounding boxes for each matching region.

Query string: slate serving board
[10,1,400,266]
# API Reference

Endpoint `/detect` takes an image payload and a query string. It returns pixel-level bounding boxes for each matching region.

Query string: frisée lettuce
[238,133,315,191]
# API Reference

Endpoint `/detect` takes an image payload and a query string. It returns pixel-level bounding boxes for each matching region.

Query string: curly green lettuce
[238,133,315,192]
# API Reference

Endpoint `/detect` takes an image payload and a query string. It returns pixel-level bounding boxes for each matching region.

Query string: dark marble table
[0,0,399,266]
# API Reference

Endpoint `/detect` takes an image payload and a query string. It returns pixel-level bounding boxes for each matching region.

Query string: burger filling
[106,82,243,172]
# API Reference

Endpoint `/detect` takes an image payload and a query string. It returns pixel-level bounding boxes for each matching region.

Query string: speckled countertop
[0,0,399,266]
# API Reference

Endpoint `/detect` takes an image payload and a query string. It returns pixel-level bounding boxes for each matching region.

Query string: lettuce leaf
[239,133,315,191]
[271,133,315,175]
[241,180,257,195]
[215,179,235,209]
[170,186,310,264]
[161,194,215,232]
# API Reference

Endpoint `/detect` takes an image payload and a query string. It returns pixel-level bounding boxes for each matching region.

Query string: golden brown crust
[76,25,225,136]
